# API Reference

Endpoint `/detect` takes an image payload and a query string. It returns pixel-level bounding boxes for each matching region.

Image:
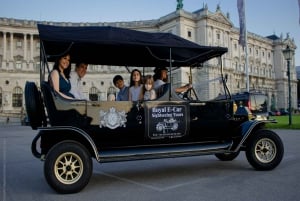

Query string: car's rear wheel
[215,151,240,161]
[246,129,284,170]
[44,141,92,194]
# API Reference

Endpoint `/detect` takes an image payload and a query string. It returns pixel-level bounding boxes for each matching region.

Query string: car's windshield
[250,94,268,113]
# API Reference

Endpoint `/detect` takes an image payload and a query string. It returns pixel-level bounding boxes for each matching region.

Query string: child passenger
[113,75,129,101]
[128,69,143,101]
[141,75,157,100]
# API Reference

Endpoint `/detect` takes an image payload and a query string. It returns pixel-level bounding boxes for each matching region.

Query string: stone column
[1,32,7,68]
[3,32,7,60]
[23,34,27,60]
[8,32,14,69]
[10,32,13,60]
[210,26,214,46]
[30,34,33,61]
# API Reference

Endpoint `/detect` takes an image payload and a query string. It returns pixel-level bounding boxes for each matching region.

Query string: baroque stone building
[0,5,297,121]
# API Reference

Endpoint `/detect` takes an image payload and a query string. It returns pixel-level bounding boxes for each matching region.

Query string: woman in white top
[128,69,143,101]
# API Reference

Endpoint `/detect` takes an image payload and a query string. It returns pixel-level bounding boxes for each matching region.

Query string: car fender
[234,120,266,152]
[31,126,100,161]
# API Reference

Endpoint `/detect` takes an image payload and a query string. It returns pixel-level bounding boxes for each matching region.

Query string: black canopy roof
[38,24,227,67]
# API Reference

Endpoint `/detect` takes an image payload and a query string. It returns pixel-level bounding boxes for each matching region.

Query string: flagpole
[244,13,249,92]
[237,0,249,92]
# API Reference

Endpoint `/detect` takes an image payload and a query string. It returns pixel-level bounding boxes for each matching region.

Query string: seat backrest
[41,81,92,127]
[155,83,170,100]
[40,81,57,126]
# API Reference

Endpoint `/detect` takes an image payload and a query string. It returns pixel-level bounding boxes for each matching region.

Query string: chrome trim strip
[98,142,233,163]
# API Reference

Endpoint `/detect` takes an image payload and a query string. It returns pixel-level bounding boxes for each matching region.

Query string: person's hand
[185,84,192,90]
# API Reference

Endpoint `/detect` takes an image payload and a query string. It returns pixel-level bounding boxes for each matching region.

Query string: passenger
[153,67,192,93]
[113,75,129,101]
[128,69,143,101]
[49,53,75,99]
[69,61,89,100]
[141,75,157,100]
[107,93,116,101]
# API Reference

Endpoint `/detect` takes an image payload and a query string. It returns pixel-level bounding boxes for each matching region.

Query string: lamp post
[282,45,294,126]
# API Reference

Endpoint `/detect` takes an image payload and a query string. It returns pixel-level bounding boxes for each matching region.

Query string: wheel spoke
[59,172,66,178]
[58,160,65,166]
[69,155,73,163]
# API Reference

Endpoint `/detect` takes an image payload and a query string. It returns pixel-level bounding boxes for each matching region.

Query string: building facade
[0,5,297,121]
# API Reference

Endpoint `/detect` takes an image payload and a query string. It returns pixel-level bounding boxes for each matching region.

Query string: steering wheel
[178,86,193,101]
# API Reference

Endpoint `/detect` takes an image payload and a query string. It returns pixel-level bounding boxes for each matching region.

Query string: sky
[0,0,299,66]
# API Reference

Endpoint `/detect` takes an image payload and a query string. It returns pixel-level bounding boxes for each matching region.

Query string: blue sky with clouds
[0,0,299,65]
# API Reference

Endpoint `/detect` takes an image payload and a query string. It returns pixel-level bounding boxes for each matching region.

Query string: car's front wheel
[246,129,284,170]
[44,141,93,194]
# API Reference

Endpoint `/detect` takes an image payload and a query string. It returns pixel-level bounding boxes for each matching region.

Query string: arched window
[89,87,99,101]
[13,86,23,107]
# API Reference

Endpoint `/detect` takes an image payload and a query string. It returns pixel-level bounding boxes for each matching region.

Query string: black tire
[44,141,93,194]
[215,151,240,161]
[25,81,47,129]
[246,129,284,170]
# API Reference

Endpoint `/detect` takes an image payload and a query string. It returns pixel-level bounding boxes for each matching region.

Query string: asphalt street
[0,125,299,201]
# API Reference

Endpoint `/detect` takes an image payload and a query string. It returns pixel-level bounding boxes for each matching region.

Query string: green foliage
[266,114,300,129]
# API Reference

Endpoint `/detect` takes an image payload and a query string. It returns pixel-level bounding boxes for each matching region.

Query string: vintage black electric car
[25,24,284,194]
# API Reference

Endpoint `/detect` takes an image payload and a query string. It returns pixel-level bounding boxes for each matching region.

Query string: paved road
[0,125,299,201]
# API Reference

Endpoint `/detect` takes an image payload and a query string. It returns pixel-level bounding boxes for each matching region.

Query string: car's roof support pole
[40,41,50,85]
[189,67,199,100]
[168,48,173,100]
[220,56,231,99]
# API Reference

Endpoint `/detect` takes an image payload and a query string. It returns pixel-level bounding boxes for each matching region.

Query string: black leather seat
[41,81,92,127]
[155,83,170,100]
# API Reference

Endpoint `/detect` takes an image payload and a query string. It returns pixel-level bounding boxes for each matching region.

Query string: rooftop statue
[176,0,183,10]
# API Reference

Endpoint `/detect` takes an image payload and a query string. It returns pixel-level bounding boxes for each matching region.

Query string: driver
[153,67,192,93]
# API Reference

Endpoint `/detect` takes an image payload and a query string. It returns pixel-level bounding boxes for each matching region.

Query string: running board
[98,142,232,163]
